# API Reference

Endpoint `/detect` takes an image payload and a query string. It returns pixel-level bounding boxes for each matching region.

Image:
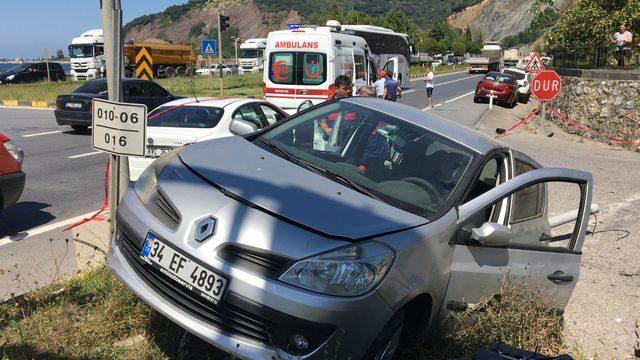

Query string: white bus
[340,24,412,85]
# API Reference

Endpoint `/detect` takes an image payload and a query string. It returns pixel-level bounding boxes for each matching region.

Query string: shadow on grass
[1,344,84,360]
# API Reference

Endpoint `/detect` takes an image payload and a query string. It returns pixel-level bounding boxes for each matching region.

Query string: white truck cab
[69,29,104,81]
[239,38,267,72]
[263,25,375,113]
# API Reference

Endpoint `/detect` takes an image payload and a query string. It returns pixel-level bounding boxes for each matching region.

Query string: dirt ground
[476,101,640,359]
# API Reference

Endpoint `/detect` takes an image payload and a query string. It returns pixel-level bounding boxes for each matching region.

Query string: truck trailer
[466,41,501,73]
[123,40,196,78]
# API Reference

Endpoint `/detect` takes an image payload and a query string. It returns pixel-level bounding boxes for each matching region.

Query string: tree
[451,39,467,55]
[417,37,438,53]
[465,26,472,42]
[437,39,450,53]
[56,49,64,60]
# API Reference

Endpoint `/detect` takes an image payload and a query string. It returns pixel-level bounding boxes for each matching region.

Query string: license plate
[146,146,173,158]
[65,102,83,109]
[140,232,229,304]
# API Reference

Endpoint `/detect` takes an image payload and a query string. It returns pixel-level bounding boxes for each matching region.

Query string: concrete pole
[217,12,224,96]
[101,0,128,234]
[234,37,239,65]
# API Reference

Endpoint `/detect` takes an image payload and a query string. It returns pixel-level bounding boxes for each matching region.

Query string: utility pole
[217,12,224,96]
[233,37,239,65]
[100,0,128,234]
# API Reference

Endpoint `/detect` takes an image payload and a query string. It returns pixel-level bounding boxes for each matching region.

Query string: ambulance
[263,21,380,113]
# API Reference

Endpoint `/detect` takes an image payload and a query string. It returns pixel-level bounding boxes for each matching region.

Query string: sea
[0,62,71,74]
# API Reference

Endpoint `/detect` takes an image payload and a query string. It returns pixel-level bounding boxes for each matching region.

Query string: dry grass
[404,283,566,359]
[0,72,263,104]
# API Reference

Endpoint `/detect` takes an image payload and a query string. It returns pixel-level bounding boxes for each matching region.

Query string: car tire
[473,97,480,103]
[71,125,88,132]
[524,93,530,103]
[165,67,176,78]
[176,67,186,77]
[362,310,406,360]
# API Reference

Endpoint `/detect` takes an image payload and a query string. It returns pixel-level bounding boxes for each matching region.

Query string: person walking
[424,66,434,108]
[382,73,400,102]
[373,70,387,99]
[612,24,633,69]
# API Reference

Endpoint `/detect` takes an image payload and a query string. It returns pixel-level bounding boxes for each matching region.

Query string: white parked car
[195,64,233,76]
[503,67,533,103]
[128,97,288,181]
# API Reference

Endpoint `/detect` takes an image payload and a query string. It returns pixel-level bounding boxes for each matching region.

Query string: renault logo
[194,217,216,242]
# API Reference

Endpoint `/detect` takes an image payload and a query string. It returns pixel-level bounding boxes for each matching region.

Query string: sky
[0,0,187,59]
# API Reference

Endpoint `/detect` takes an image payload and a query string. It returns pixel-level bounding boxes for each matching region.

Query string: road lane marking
[422,103,444,111]
[68,151,103,159]
[434,103,443,107]
[0,210,107,246]
[444,91,476,103]
[402,89,415,94]
[22,130,63,138]
[0,105,54,111]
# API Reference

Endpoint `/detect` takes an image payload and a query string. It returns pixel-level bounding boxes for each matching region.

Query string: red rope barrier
[494,102,543,139]
[545,104,634,145]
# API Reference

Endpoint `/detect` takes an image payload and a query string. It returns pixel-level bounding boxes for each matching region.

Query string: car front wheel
[363,310,405,360]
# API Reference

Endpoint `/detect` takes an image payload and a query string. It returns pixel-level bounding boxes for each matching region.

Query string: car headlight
[133,150,178,203]
[6,75,15,80]
[279,242,395,297]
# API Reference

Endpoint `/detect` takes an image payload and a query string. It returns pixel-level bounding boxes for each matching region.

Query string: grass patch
[410,64,463,77]
[1,268,573,359]
[405,283,566,359]
[0,267,227,359]
[0,72,264,104]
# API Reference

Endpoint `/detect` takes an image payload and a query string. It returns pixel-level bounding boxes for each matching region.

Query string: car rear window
[74,81,107,94]
[484,73,515,84]
[268,52,327,85]
[503,70,525,80]
[148,106,223,128]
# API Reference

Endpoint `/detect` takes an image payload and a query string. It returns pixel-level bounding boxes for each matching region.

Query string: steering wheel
[403,177,443,204]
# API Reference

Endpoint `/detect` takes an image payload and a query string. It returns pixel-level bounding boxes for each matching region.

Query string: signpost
[531,70,562,131]
[134,47,153,80]
[525,52,546,73]
[202,39,217,94]
[91,99,147,157]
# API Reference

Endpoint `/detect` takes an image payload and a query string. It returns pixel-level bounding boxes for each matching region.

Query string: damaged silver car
[109,97,593,359]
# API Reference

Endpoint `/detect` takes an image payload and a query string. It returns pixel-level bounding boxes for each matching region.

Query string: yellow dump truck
[124,40,196,78]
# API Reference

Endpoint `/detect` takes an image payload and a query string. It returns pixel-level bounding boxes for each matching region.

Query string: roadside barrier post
[489,90,494,109]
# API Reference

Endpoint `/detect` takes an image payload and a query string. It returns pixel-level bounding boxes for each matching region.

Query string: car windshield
[257,101,476,218]
[503,70,525,80]
[484,73,514,84]
[2,63,31,75]
[69,45,94,58]
[240,49,258,58]
[73,81,107,94]
[148,105,223,128]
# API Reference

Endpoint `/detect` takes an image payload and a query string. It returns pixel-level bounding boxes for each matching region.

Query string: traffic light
[219,14,230,32]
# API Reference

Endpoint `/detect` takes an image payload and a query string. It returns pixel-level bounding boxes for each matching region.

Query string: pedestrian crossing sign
[525,52,545,73]
[202,39,217,56]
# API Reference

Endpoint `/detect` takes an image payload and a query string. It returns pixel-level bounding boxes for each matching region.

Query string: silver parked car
[109,97,593,359]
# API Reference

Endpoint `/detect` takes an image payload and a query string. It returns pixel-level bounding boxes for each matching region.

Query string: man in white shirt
[424,67,434,108]
[612,24,633,69]
[373,70,387,99]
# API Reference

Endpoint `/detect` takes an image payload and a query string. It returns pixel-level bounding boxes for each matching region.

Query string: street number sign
[525,52,545,73]
[531,70,562,101]
[92,98,147,156]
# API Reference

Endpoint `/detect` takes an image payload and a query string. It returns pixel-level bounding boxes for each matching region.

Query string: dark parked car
[0,62,66,84]
[473,71,519,107]
[0,133,24,212]
[55,78,179,132]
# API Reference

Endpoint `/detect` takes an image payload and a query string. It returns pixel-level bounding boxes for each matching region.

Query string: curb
[473,106,493,131]
[1,99,55,108]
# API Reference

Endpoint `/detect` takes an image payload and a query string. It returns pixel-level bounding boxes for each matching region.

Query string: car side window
[461,155,507,226]
[37,63,48,72]
[511,161,544,222]
[259,104,286,125]
[233,105,267,128]
[125,82,145,97]
[147,83,169,97]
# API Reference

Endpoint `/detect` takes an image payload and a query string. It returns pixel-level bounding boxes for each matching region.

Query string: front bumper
[476,88,512,102]
[0,171,25,211]
[54,109,91,127]
[108,189,393,359]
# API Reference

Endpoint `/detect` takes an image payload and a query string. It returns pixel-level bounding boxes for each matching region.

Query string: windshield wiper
[258,138,294,162]
[321,169,382,201]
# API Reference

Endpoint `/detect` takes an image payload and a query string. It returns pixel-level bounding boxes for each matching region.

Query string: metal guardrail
[552,44,639,69]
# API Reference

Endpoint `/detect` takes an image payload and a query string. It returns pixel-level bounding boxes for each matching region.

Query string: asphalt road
[0,71,489,244]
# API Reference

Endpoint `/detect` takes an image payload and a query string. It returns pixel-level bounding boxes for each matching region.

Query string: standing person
[424,66,434,108]
[331,74,354,100]
[612,24,633,69]
[356,85,377,97]
[382,73,401,102]
[373,70,387,99]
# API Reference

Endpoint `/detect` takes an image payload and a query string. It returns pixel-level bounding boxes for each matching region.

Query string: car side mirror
[229,119,258,136]
[297,100,313,113]
[470,222,511,247]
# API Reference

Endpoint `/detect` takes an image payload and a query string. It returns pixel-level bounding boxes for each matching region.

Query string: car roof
[503,67,526,74]
[157,97,260,108]
[83,78,158,85]
[340,97,506,154]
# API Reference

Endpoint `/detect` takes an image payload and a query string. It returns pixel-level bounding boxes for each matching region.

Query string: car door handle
[547,271,574,283]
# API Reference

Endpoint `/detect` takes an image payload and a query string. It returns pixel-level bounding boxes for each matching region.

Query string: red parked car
[473,71,519,107]
[0,133,24,212]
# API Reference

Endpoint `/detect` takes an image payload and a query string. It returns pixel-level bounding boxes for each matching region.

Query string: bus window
[269,52,294,84]
[302,53,325,85]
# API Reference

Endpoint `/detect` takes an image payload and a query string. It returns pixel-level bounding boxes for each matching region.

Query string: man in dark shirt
[382,73,401,102]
